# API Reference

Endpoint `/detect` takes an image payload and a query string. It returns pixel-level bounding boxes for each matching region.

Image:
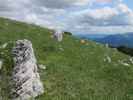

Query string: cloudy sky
[0,0,133,34]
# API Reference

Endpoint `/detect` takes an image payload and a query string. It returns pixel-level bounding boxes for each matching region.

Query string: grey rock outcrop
[11,39,44,100]
[53,30,63,42]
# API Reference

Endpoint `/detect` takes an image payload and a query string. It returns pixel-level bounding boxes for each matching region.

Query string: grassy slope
[0,17,133,100]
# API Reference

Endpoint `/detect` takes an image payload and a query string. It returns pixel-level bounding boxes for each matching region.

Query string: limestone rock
[53,30,63,42]
[0,43,8,49]
[129,57,133,64]
[0,60,3,70]
[39,64,46,70]
[104,55,111,63]
[11,39,44,100]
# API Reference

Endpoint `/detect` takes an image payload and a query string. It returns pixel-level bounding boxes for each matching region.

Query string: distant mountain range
[76,33,133,48]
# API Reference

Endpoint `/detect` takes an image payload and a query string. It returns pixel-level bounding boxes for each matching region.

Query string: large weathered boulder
[11,39,44,100]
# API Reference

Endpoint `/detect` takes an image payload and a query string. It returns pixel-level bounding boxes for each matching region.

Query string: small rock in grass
[59,47,64,51]
[129,58,133,64]
[0,43,8,49]
[104,55,111,63]
[53,30,63,42]
[39,64,46,70]
[0,60,3,70]
[122,62,130,66]
[118,60,130,66]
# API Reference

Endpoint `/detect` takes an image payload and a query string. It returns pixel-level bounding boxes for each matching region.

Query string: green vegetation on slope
[0,17,133,100]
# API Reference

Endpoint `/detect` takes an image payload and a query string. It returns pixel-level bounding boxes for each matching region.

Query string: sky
[0,0,133,34]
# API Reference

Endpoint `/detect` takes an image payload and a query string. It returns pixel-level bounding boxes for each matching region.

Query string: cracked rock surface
[11,39,44,100]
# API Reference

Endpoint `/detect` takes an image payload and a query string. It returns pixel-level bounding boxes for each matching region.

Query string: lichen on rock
[11,39,44,100]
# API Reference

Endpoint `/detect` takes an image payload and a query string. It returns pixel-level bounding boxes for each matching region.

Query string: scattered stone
[103,58,106,62]
[122,62,130,66]
[0,60,3,70]
[0,43,8,49]
[107,56,111,63]
[129,58,133,64]
[104,55,111,63]
[53,30,63,42]
[39,64,46,70]
[11,39,44,100]
[59,47,64,51]
[118,60,130,66]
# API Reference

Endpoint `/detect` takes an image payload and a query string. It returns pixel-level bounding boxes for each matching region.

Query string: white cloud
[66,2,133,33]
[0,0,133,34]
[32,0,90,9]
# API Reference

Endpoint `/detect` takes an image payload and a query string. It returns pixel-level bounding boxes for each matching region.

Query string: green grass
[0,17,133,100]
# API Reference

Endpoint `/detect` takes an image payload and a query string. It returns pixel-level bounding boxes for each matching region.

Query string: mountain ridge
[76,33,133,48]
[96,33,133,48]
